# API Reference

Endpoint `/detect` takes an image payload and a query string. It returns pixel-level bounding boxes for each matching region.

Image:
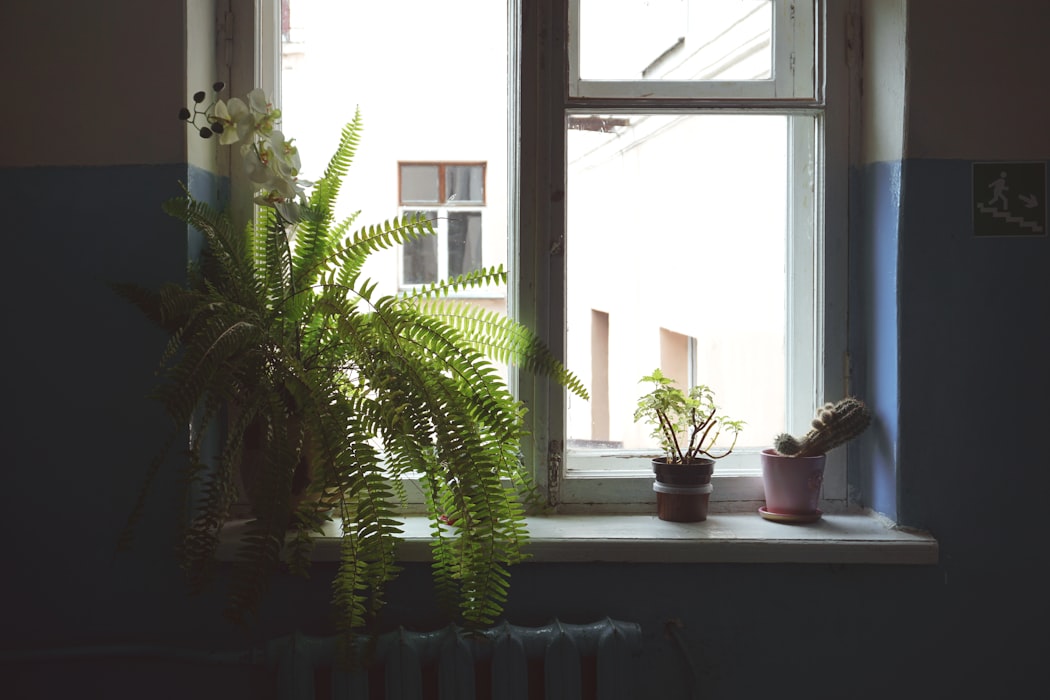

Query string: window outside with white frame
[264,0,844,512]
[399,162,486,287]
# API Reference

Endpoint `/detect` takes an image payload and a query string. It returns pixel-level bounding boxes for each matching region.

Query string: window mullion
[786,113,820,437]
[515,0,568,505]
[773,0,817,99]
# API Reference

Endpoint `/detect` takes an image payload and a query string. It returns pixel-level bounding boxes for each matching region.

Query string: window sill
[219,511,938,565]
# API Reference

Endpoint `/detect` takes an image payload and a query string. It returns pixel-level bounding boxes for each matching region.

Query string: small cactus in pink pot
[773,397,872,458]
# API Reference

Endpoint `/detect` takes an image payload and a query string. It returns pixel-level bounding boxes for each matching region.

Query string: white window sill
[219,511,938,565]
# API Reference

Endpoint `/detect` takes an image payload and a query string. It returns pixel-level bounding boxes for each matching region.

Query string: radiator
[272,618,643,700]
[1,617,643,700]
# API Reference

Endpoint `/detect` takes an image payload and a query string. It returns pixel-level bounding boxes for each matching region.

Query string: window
[399,162,486,286]
[258,0,509,309]
[517,0,849,512]
[252,0,849,513]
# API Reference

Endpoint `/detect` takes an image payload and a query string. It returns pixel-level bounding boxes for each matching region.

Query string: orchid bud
[199,127,214,139]
[212,81,225,92]
[193,91,207,103]
[178,107,191,120]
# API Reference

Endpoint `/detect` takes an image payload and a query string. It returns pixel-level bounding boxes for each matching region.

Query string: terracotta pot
[231,408,335,522]
[652,458,714,522]
[759,448,826,515]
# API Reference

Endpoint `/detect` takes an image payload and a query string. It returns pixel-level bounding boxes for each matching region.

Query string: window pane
[579,0,772,81]
[402,164,440,203]
[448,212,483,277]
[446,165,484,203]
[565,113,798,459]
[403,208,439,285]
[279,1,508,304]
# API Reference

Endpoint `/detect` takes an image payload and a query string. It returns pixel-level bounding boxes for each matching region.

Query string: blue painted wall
[850,159,902,521]
[3,1,1049,698]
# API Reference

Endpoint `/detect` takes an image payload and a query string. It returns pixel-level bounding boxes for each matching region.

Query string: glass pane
[446,165,484,203]
[402,208,439,284]
[279,0,508,305]
[448,212,483,277]
[579,0,772,81]
[565,113,797,459]
[401,164,440,203]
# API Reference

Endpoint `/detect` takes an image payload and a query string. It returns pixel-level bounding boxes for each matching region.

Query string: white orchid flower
[266,131,302,180]
[246,89,279,136]
[244,136,307,201]
[254,189,303,223]
[211,97,256,145]
[246,88,270,115]
[189,86,310,222]
[242,141,282,190]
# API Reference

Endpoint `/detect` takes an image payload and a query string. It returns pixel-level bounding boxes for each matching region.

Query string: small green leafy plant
[634,369,743,464]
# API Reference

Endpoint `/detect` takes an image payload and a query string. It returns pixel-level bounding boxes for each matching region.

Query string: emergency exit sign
[972,161,1046,237]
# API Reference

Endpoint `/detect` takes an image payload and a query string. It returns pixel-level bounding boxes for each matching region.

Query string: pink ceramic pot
[759,449,826,515]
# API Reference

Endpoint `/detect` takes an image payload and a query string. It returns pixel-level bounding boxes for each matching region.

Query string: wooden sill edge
[218,511,938,566]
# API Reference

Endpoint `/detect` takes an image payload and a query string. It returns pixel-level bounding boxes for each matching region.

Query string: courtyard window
[399,162,486,286]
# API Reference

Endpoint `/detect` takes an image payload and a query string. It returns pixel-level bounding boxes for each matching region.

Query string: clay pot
[652,458,714,522]
[759,448,826,515]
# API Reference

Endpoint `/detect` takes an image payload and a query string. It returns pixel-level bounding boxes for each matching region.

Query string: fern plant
[115,85,587,635]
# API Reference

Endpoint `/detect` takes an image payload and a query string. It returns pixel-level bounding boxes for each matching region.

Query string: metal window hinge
[546,439,563,507]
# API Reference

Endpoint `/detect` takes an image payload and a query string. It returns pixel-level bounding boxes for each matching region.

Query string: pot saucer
[758,506,822,524]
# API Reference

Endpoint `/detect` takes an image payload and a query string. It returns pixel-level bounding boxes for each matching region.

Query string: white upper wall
[904,0,1050,160]
[4,0,193,168]
[860,0,907,165]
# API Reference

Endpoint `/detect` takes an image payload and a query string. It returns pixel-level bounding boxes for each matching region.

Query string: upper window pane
[579,0,771,81]
[569,0,815,101]
[402,165,440,203]
[279,0,508,303]
[446,165,485,204]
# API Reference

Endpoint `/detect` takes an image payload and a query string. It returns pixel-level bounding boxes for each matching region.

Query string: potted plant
[633,369,743,522]
[760,397,872,522]
[114,84,588,635]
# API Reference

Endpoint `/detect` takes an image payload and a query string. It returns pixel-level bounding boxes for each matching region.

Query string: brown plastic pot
[652,458,714,522]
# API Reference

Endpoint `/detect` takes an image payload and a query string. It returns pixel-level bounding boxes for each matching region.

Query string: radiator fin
[491,630,529,700]
[545,621,582,700]
[438,633,476,699]
[386,628,423,699]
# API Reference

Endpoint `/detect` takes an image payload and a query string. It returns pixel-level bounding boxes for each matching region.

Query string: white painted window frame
[242,0,852,514]
[568,0,816,102]
[397,162,488,291]
[518,0,850,513]
[397,205,487,290]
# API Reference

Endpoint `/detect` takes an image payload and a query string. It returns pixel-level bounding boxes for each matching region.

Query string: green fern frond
[312,112,363,215]
[118,107,589,637]
[415,299,590,400]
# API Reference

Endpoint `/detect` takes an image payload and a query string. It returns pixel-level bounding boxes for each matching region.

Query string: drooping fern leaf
[117,109,588,636]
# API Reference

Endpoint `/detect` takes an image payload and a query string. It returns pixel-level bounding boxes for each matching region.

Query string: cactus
[773,397,872,458]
